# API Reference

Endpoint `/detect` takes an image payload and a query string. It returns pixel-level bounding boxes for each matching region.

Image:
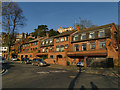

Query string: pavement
[2,62,119,88]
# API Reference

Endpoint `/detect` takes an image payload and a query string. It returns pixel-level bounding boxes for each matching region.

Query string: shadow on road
[68,67,98,90]
[68,67,81,90]
[3,63,14,69]
[79,82,98,90]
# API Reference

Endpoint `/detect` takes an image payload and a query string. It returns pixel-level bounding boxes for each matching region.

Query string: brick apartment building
[2,23,119,67]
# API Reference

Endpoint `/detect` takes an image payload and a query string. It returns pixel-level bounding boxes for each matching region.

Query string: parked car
[21,58,32,64]
[76,62,84,67]
[11,58,17,61]
[0,57,8,64]
[31,58,47,66]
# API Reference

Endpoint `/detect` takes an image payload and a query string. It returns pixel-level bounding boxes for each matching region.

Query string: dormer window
[42,41,45,45]
[65,36,68,41]
[61,37,64,42]
[56,38,59,43]
[99,30,105,37]
[89,32,95,38]
[50,39,53,43]
[81,33,86,40]
[74,35,78,41]
[42,48,45,52]
[46,40,48,44]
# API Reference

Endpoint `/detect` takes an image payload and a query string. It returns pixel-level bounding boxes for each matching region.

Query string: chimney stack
[37,36,40,38]
[76,25,80,31]
[46,33,49,37]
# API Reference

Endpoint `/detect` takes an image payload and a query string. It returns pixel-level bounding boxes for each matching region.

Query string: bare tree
[2,2,25,60]
[74,17,97,30]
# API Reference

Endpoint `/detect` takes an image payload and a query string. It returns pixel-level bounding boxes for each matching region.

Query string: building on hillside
[16,32,28,42]
[17,36,45,60]
[16,23,119,67]
[58,26,74,33]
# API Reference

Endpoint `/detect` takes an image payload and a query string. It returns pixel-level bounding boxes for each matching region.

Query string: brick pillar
[84,56,87,67]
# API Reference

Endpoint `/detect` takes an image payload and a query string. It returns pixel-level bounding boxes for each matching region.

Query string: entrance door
[56,55,62,64]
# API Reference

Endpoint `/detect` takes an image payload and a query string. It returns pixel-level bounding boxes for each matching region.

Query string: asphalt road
[2,62,119,89]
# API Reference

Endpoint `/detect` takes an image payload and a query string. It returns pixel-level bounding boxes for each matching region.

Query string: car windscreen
[36,59,43,61]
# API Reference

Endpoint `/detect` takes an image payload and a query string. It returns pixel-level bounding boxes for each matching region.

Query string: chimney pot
[46,33,49,37]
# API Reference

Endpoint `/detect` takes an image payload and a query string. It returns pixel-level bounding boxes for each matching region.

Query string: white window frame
[89,32,95,38]
[61,37,64,42]
[46,40,48,44]
[65,44,68,49]
[65,36,68,41]
[56,46,59,52]
[81,33,86,40]
[42,41,45,45]
[100,41,106,48]
[56,38,59,43]
[50,39,53,43]
[99,30,105,37]
[42,48,45,52]
[74,35,78,41]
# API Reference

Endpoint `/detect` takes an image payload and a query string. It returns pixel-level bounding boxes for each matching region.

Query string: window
[36,42,37,45]
[65,36,68,41]
[33,48,34,50]
[31,43,32,46]
[42,48,45,52]
[30,55,32,57]
[50,46,53,50]
[46,48,48,52]
[46,40,48,44]
[56,38,59,43]
[65,44,69,49]
[35,47,37,50]
[18,55,20,58]
[81,33,86,40]
[60,45,64,52]
[61,37,64,42]
[100,41,106,48]
[42,41,45,45]
[38,50,40,53]
[99,30,105,37]
[50,55,53,59]
[82,43,87,51]
[50,39,53,43]
[90,42,96,49]
[56,45,59,52]
[89,32,95,38]
[74,44,79,51]
[31,48,32,51]
[74,35,78,41]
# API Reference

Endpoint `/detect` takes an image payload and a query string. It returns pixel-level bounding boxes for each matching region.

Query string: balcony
[67,49,107,57]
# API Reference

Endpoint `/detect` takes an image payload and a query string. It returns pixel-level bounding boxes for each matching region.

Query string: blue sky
[17,2,118,33]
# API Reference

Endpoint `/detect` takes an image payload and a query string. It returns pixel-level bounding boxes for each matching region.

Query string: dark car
[21,58,32,64]
[31,58,47,66]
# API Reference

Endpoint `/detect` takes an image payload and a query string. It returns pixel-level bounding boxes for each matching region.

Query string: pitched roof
[29,37,45,43]
[54,30,77,38]
[76,23,115,34]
